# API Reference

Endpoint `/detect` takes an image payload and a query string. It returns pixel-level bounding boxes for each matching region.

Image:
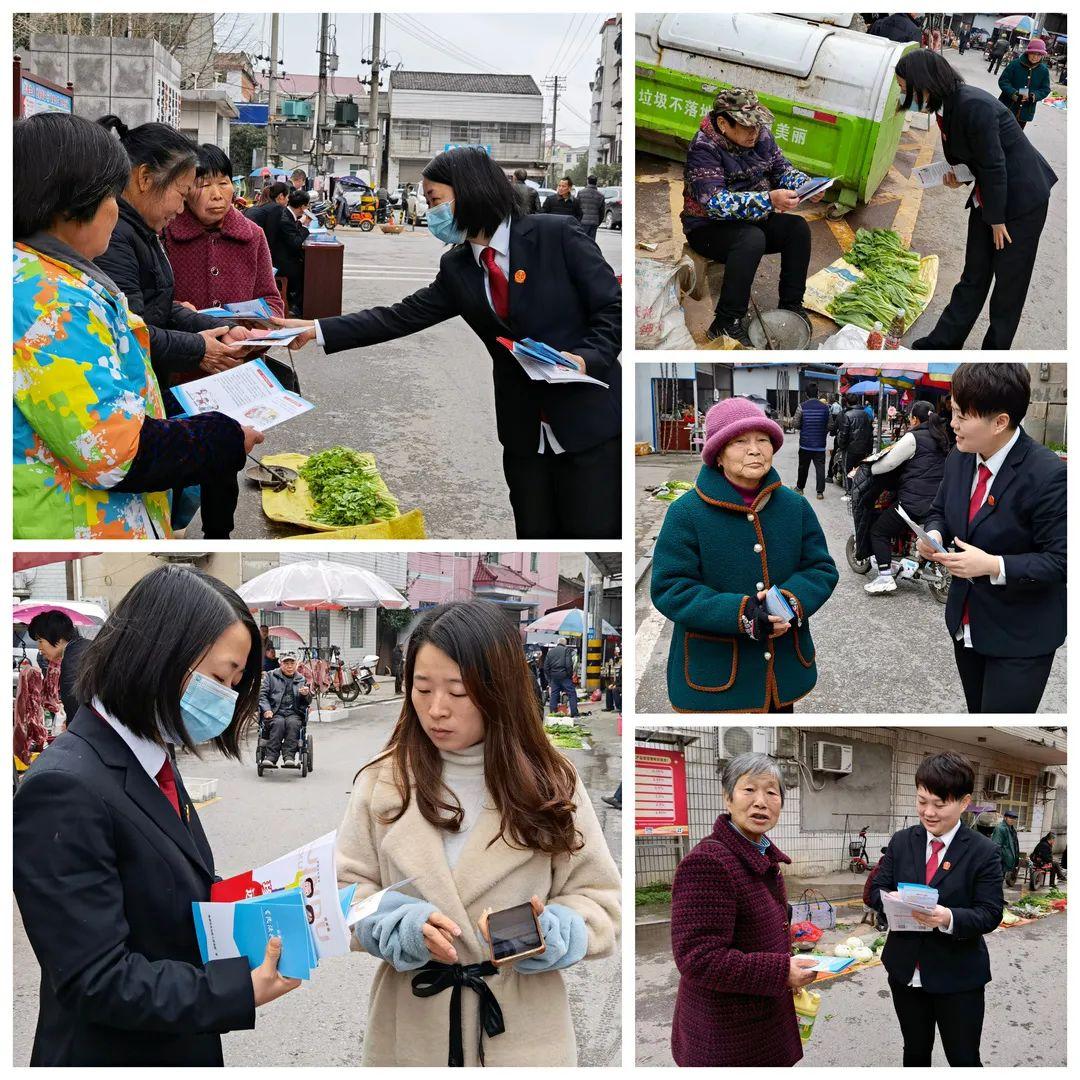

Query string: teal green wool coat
[652,465,839,713]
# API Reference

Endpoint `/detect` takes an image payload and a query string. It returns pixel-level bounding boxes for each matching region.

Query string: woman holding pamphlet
[12,565,300,1066]
[669,752,815,1066]
[680,88,826,346]
[893,50,1058,349]
[164,143,285,372]
[273,146,622,540]
[869,752,1004,1066]
[651,397,838,713]
[13,112,262,539]
[336,600,620,1066]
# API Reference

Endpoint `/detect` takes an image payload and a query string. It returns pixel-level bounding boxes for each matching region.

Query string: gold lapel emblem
[513,269,526,284]
[987,496,996,507]
[942,861,951,871]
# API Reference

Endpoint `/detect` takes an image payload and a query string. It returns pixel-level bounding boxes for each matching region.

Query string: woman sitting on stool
[682,88,824,346]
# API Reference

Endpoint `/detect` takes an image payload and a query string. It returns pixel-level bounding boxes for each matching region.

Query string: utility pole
[541,75,566,187]
[265,13,280,167]
[313,12,330,176]
[367,13,382,188]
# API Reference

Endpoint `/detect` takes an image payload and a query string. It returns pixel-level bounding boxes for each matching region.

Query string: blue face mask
[427,199,466,245]
[179,670,238,744]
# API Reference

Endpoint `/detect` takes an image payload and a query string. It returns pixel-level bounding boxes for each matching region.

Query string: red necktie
[480,246,509,320]
[926,838,945,883]
[962,463,993,626]
[155,756,182,818]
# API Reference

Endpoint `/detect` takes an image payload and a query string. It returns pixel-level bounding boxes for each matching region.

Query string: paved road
[192,223,622,539]
[636,906,1067,1066]
[635,44,1066,350]
[12,698,623,1067]
[634,439,1067,714]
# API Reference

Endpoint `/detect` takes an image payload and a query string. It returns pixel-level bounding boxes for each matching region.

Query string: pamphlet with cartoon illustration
[171,357,314,432]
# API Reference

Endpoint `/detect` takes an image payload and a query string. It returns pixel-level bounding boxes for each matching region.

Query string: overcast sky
[236,13,613,147]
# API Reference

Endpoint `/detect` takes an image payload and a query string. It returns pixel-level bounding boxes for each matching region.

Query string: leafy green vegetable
[299,447,399,526]
[828,228,930,331]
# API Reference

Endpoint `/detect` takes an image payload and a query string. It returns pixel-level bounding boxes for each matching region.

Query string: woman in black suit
[274,147,622,540]
[893,50,1058,350]
[13,565,300,1066]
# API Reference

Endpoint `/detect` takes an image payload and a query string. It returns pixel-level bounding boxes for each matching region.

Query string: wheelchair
[256,710,314,779]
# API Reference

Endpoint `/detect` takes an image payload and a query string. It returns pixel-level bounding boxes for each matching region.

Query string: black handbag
[262,352,301,395]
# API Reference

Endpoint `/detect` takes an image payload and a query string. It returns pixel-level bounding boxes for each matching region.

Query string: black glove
[740,593,774,642]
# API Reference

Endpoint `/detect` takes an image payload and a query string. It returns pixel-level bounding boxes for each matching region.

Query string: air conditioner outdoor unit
[990,773,1011,795]
[814,741,853,775]
[1041,770,1058,790]
[719,726,770,760]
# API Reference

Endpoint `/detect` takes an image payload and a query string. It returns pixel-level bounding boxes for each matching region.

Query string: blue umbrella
[847,380,894,395]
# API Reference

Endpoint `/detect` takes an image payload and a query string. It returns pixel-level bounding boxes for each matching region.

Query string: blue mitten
[513,903,588,974]
[355,890,437,972]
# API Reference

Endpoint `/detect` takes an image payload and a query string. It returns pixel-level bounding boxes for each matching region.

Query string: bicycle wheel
[339,680,362,703]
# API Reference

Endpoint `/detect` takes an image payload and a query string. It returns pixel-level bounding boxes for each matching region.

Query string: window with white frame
[449,121,481,143]
[397,119,431,144]
[499,122,532,145]
[996,773,1035,830]
[350,611,364,649]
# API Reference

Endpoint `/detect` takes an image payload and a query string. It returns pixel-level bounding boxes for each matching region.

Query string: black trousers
[989,55,1006,75]
[502,434,620,539]
[913,202,1048,350]
[264,712,302,760]
[890,981,985,1066]
[796,449,826,494]
[871,504,908,569]
[583,223,599,241]
[686,214,811,323]
[952,639,1057,713]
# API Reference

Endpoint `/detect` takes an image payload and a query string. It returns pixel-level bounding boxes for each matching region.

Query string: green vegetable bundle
[844,228,922,276]
[299,446,399,526]
[828,228,930,332]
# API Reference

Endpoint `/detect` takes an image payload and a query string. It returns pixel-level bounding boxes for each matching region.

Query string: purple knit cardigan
[670,812,802,1067]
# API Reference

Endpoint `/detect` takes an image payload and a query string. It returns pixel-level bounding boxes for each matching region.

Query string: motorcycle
[845,462,950,604]
[355,654,378,696]
[308,199,336,231]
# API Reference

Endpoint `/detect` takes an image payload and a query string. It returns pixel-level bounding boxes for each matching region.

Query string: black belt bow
[410,960,504,1066]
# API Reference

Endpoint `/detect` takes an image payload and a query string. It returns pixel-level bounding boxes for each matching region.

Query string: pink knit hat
[701,396,784,468]
[1025,37,1047,54]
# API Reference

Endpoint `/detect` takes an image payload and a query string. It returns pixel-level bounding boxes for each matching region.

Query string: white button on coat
[746,513,754,521]
[754,543,763,553]
[756,582,765,591]
[764,652,772,660]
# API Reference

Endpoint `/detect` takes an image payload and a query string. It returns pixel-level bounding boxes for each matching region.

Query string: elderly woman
[13,113,261,539]
[651,397,838,712]
[164,144,284,366]
[682,87,824,345]
[670,752,817,1067]
[998,37,1052,129]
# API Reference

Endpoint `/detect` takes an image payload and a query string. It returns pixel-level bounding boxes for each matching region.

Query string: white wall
[391,89,542,124]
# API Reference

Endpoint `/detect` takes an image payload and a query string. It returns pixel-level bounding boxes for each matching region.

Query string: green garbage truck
[636,13,917,213]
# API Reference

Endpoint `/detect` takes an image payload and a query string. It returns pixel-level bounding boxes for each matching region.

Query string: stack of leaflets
[804,955,855,974]
[881,882,939,932]
[794,176,837,204]
[197,298,275,324]
[171,357,314,432]
[764,585,797,622]
[497,336,609,389]
[912,161,975,189]
[193,830,414,980]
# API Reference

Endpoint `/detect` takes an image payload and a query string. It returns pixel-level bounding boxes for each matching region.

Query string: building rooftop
[390,71,541,96]
[473,560,535,591]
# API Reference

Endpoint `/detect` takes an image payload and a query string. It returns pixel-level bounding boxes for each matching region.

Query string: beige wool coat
[336,755,621,1066]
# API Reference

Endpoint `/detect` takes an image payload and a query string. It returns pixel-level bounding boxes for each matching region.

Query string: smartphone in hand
[486,902,546,966]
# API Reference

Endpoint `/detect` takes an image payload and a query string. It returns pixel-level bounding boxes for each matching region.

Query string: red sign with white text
[635,747,689,835]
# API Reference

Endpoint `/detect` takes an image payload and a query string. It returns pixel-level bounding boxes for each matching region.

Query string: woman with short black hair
[94,115,253,381]
[273,146,622,540]
[894,49,1058,349]
[13,112,261,539]
[13,565,301,1065]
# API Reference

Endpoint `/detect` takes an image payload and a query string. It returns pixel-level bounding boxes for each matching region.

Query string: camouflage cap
[712,87,774,128]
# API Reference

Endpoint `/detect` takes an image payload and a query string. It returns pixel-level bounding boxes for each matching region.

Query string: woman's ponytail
[98,113,129,141]
[911,400,950,452]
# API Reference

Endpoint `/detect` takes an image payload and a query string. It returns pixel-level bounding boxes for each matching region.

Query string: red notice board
[635,747,689,835]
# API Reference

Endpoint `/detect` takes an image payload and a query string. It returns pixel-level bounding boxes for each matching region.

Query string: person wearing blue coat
[998,38,1053,128]
[651,397,839,713]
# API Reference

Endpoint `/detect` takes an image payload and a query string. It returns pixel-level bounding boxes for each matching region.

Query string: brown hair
[361,600,582,856]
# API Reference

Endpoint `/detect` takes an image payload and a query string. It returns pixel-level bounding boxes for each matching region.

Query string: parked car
[601,186,622,229]
[406,185,428,224]
[536,187,557,209]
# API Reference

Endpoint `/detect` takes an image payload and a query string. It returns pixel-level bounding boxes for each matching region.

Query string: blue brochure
[765,585,796,622]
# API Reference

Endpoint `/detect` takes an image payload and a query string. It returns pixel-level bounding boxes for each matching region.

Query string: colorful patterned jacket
[682,114,809,233]
[13,243,172,538]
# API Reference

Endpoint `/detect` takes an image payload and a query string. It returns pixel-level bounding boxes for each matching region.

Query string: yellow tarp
[258,451,426,539]
[804,254,939,332]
